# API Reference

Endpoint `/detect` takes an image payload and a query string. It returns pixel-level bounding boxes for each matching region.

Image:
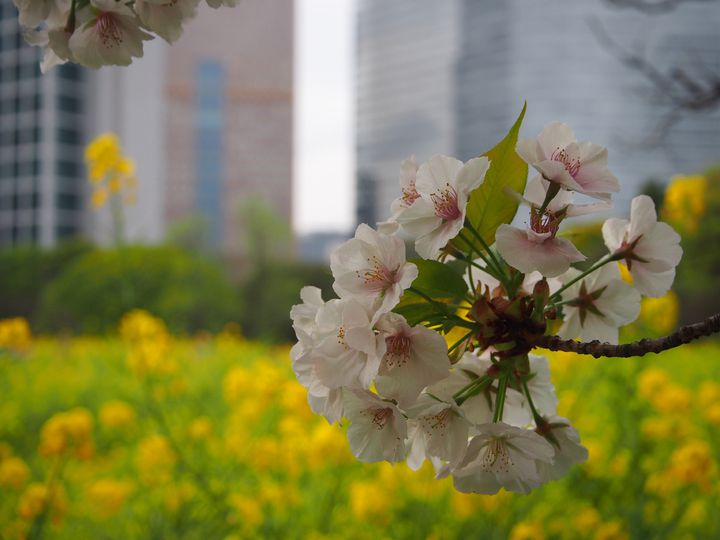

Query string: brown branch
[536,313,720,358]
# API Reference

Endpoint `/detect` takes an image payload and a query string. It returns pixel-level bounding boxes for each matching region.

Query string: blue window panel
[194,61,225,248]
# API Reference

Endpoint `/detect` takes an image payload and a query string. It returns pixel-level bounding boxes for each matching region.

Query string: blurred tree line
[0,199,334,342]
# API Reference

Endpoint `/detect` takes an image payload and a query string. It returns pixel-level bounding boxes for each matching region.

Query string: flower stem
[522,380,542,421]
[492,374,509,422]
[550,253,621,301]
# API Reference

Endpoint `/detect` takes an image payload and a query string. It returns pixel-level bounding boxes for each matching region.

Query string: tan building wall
[164,0,293,258]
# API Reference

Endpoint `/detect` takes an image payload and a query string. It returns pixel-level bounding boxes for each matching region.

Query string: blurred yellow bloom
[509,521,546,540]
[663,174,708,234]
[0,318,32,352]
[228,493,263,531]
[594,521,628,540]
[637,368,671,401]
[91,188,109,209]
[85,133,122,182]
[574,507,602,530]
[39,408,95,460]
[307,422,352,469]
[136,435,177,487]
[87,479,134,519]
[617,262,633,285]
[0,457,30,490]
[638,291,679,335]
[349,480,391,523]
[99,400,137,430]
[697,381,720,409]
[223,366,252,405]
[164,481,195,513]
[188,417,213,440]
[667,440,715,490]
[18,483,49,520]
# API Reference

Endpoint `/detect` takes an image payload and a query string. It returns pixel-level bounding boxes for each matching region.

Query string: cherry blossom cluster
[13,0,237,71]
[290,117,683,494]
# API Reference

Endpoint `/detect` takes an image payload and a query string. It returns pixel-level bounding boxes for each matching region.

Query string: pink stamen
[370,408,392,430]
[385,333,411,368]
[401,181,420,207]
[551,147,581,177]
[357,256,397,293]
[96,13,123,49]
[430,183,461,221]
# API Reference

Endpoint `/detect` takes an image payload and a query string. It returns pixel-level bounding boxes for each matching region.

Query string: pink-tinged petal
[536,121,577,158]
[396,198,442,238]
[455,156,489,196]
[602,218,628,252]
[516,138,543,164]
[414,219,463,259]
[534,160,584,191]
[415,155,464,196]
[632,267,676,298]
[628,195,658,239]
[496,225,585,277]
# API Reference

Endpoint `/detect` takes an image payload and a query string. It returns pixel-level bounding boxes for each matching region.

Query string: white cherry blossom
[373,313,450,407]
[516,122,619,199]
[290,291,384,392]
[535,416,589,482]
[602,195,683,297]
[496,223,585,278]
[344,389,407,463]
[559,264,641,344]
[13,0,68,28]
[451,423,554,494]
[405,393,470,470]
[69,0,153,69]
[524,355,558,417]
[135,0,199,43]
[396,155,489,259]
[378,156,419,234]
[429,352,531,427]
[331,224,418,319]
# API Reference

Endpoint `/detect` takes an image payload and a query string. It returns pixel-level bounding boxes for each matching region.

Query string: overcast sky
[294,0,357,235]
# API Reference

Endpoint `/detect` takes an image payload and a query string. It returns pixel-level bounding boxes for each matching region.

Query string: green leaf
[407,259,468,299]
[393,259,468,326]
[463,103,529,246]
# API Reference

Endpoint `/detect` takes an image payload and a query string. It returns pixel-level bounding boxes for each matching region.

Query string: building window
[194,60,225,248]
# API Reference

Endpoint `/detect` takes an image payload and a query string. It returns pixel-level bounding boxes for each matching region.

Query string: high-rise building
[163,1,294,258]
[0,0,86,248]
[356,0,720,225]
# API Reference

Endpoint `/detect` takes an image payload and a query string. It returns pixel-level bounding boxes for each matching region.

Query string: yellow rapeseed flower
[594,521,629,540]
[663,174,708,234]
[228,493,263,531]
[0,457,30,490]
[667,440,715,491]
[349,480,392,523]
[136,435,177,487]
[509,521,546,540]
[638,291,679,335]
[39,408,95,460]
[18,483,49,520]
[0,318,32,352]
[99,400,137,430]
[87,479,134,520]
[188,417,213,441]
[85,133,122,182]
[637,368,671,401]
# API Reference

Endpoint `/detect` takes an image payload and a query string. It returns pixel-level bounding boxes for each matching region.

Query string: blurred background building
[355,0,720,227]
[0,0,293,258]
[0,0,86,247]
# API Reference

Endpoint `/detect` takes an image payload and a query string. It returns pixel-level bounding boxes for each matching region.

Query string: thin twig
[536,313,720,358]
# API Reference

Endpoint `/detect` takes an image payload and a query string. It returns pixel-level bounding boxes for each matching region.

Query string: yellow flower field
[1,312,719,539]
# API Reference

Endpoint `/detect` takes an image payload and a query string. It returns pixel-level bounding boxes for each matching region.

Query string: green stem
[447,330,474,355]
[492,374,509,423]
[453,376,492,406]
[522,380,542,420]
[550,253,621,301]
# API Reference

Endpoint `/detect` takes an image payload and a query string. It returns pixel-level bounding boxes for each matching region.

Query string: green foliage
[394,259,468,326]
[37,246,238,334]
[674,167,720,324]
[239,262,334,343]
[0,241,93,323]
[462,103,528,246]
